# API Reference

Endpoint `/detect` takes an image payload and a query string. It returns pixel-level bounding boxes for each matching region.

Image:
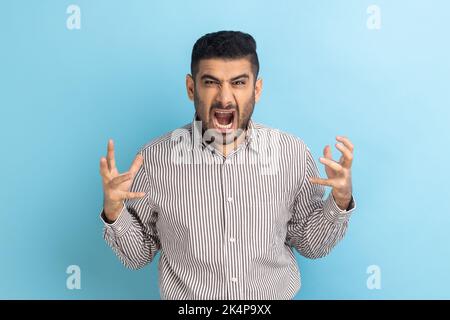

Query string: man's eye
[205,80,217,85]
[233,81,246,86]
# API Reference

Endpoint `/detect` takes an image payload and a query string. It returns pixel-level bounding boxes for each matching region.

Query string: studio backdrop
[1,0,449,299]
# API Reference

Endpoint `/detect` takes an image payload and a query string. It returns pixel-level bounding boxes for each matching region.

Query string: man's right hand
[100,139,146,222]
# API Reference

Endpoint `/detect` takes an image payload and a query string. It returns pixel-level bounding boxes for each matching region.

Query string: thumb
[129,153,144,175]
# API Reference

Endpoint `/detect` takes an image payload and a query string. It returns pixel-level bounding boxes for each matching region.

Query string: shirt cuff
[99,203,133,238]
[323,194,356,224]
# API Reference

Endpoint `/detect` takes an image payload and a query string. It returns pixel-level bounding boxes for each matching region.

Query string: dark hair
[190,30,259,81]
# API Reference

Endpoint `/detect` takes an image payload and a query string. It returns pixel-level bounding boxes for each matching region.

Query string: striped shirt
[101,113,356,300]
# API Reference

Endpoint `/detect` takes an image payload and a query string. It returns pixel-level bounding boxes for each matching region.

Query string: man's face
[186,58,263,145]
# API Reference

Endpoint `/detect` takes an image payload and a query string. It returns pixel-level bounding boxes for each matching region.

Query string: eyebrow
[200,73,250,82]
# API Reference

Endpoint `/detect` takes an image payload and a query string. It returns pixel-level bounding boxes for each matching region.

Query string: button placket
[221,160,240,299]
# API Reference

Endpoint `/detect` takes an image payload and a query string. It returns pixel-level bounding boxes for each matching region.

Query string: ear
[186,74,195,101]
[254,78,263,103]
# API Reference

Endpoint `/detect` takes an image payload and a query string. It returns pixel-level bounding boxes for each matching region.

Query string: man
[99,31,356,300]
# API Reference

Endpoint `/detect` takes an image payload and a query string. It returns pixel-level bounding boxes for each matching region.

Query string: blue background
[1,0,449,299]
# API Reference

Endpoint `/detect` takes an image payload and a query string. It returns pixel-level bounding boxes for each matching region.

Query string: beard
[193,91,255,146]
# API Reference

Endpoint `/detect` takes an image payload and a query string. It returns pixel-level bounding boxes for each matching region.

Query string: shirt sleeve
[285,146,356,259]
[100,150,161,269]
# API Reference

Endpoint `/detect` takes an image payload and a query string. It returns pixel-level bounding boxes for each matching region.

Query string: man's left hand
[309,136,354,211]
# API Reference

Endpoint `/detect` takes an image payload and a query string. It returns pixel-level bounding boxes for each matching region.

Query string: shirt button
[229,238,235,242]
[117,226,122,231]
[231,277,238,283]
[227,196,233,202]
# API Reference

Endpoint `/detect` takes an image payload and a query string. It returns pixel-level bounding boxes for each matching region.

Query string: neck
[215,129,247,157]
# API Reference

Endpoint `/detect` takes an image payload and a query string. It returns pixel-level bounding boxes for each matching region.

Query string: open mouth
[212,109,236,133]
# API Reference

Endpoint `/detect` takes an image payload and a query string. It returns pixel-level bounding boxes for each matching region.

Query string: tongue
[215,113,232,125]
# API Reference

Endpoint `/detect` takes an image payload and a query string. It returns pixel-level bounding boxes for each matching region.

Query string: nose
[216,83,234,108]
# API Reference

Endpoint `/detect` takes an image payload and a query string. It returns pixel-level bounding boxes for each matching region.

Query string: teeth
[216,121,233,129]
[213,111,234,129]
[215,110,233,114]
